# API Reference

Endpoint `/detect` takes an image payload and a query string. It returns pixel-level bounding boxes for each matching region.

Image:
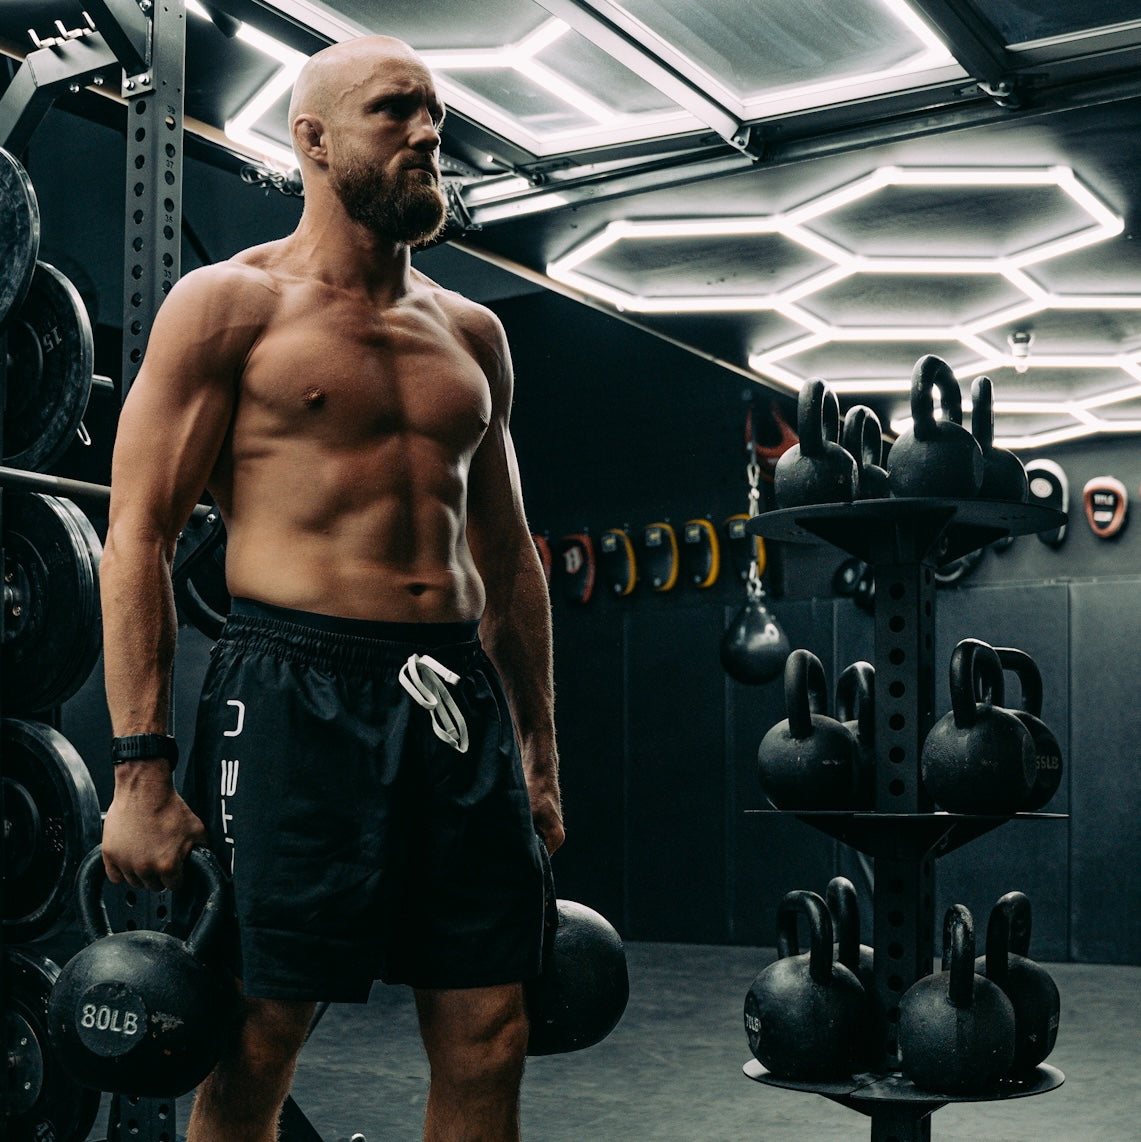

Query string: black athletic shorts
[181,598,547,1001]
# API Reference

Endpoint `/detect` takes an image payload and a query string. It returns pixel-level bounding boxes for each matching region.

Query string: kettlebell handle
[995,890,1033,957]
[825,877,862,975]
[841,406,883,471]
[993,647,1044,717]
[797,379,840,457]
[835,661,875,742]
[776,890,834,985]
[785,649,829,739]
[77,845,229,960]
[911,355,965,441]
[971,375,996,452]
[941,904,977,1009]
[949,639,1006,728]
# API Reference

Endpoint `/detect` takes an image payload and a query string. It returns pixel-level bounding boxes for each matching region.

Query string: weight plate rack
[745,498,1068,1142]
[0,3,188,1140]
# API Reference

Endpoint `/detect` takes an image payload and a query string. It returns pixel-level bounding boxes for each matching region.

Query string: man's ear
[291,114,327,166]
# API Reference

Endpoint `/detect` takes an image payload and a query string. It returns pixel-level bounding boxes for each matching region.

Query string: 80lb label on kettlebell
[76,982,149,1056]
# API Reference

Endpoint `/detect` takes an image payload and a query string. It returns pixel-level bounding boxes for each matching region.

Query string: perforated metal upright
[121,0,186,398]
[109,3,187,1138]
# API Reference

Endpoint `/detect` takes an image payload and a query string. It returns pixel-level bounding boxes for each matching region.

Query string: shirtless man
[99,34,563,1142]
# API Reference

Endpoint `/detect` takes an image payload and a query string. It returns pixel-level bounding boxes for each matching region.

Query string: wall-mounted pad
[681,519,720,588]
[1025,459,1068,547]
[641,523,679,591]
[1083,476,1129,539]
[557,533,596,604]
[599,528,637,596]
[723,514,766,581]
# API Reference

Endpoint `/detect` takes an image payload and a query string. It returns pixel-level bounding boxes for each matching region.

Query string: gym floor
[75,941,1141,1142]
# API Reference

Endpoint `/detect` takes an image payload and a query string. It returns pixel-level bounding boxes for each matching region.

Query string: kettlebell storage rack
[744,497,1067,1142]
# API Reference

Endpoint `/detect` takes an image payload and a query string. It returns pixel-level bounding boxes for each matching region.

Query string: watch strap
[111,733,179,768]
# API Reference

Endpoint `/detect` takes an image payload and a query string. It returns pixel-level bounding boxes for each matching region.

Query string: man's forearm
[480,555,557,759]
[101,532,179,739]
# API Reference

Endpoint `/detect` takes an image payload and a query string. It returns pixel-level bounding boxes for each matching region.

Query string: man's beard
[332,159,447,247]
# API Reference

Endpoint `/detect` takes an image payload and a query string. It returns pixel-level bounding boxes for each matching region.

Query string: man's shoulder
[412,270,506,346]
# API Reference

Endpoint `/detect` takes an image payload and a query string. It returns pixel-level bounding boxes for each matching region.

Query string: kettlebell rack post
[746,498,1066,1142]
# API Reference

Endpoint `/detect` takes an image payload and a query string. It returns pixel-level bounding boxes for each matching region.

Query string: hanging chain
[745,420,765,601]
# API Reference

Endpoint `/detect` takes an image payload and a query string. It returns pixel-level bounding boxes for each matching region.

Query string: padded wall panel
[729,597,839,945]
[935,583,1071,961]
[1069,580,1141,963]
[626,604,727,942]
[549,608,627,926]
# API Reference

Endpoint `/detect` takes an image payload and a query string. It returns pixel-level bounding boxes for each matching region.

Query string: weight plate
[0,146,40,326]
[2,718,101,943]
[3,261,94,471]
[173,504,230,639]
[3,947,102,1142]
[3,491,103,712]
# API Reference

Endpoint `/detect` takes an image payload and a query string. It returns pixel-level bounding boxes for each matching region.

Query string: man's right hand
[101,762,208,891]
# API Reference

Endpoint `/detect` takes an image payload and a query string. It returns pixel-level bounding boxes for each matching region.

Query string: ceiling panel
[973,0,1141,46]
[5,0,1141,447]
[586,0,952,96]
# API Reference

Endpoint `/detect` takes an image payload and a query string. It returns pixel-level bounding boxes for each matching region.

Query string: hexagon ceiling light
[546,165,1138,448]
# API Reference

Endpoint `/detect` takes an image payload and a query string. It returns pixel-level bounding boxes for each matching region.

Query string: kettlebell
[971,376,1028,502]
[720,591,790,685]
[757,649,859,810]
[993,646,1064,811]
[920,639,1036,813]
[974,891,1060,1077]
[743,889,873,1080]
[525,849,629,1056]
[841,405,889,499]
[774,379,858,508]
[835,661,876,808]
[47,846,237,1097]
[898,904,1016,1094]
[825,876,882,1067]
[888,355,984,499]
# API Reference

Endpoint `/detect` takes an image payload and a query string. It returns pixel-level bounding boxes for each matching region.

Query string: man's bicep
[110,271,247,538]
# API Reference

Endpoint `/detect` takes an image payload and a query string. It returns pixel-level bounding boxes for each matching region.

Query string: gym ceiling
[5,0,1141,449]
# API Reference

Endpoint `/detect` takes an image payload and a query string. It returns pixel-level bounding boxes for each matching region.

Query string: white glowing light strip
[186,0,305,170]
[1081,382,1141,408]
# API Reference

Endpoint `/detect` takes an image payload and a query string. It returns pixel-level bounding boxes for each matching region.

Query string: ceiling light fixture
[186,0,305,170]
[546,164,1136,447]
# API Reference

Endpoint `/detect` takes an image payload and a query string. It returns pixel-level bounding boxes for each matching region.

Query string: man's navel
[302,386,326,409]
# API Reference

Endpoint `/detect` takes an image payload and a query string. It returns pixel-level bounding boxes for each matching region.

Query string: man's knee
[417,985,529,1089]
[220,996,316,1083]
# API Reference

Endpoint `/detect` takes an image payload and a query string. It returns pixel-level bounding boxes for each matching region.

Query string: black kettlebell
[841,405,889,499]
[825,876,882,1067]
[993,646,1064,812]
[757,649,859,810]
[974,891,1060,1077]
[920,639,1036,813]
[888,355,984,499]
[774,379,857,508]
[971,376,1028,502]
[47,846,237,1097]
[898,904,1016,1094]
[835,661,875,808]
[525,850,629,1056]
[744,889,873,1081]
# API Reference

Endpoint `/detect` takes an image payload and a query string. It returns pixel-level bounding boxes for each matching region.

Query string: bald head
[288,36,427,150]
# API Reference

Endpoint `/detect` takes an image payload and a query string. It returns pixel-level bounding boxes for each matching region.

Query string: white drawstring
[398,654,470,754]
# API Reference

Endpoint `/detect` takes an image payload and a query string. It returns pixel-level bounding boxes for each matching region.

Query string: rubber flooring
[79,942,1141,1141]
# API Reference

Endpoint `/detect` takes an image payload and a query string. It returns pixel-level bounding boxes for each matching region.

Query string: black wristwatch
[111,733,179,768]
